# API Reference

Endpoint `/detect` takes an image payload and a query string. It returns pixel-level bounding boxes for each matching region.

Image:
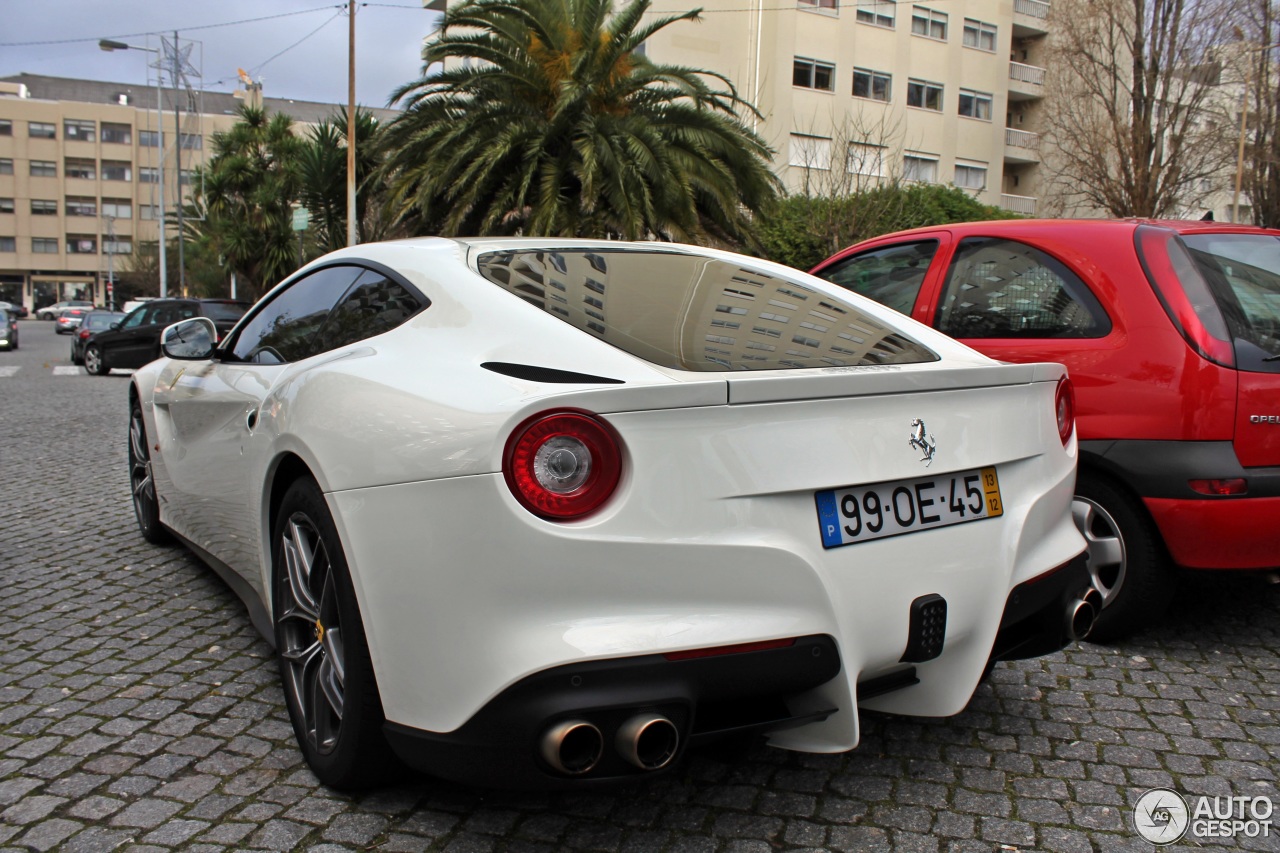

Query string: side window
[149,304,178,328]
[816,241,939,315]
[178,304,198,320]
[315,269,424,353]
[936,238,1111,338]
[120,307,147,329]
[230,266,362,364]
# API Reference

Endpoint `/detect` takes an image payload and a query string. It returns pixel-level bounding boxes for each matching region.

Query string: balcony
[1013,0,1050,36]
[1008,62,1046,100]
[1001,193,1038,215]
[1004,127,1041,163]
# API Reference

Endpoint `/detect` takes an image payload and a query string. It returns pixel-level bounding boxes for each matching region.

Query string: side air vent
[481,362,624,385]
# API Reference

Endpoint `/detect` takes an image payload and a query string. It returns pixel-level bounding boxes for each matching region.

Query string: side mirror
[161,317,217,361]
[109,322,121,330]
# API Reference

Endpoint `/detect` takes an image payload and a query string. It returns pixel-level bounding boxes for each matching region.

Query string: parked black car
[0,309,18,350]
[71,311,126,365]
[84,299,249,375]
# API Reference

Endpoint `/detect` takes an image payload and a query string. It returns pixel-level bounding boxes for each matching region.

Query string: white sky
[0,1,441,108]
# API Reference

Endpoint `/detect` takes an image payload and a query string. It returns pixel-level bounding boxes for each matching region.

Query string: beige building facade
[639,0,1051,213]
[0,74,392,313]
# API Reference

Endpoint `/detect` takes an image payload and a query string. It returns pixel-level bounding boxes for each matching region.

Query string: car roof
[851,218,1280,244]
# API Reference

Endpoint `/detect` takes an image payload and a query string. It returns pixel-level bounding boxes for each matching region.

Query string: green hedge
[754,184,1017,271]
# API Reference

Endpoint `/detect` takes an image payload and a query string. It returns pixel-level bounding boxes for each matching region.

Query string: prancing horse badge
[909,418,937,467]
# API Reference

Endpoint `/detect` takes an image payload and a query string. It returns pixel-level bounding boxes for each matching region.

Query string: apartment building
[639,0,1051,213]
[0,74,395,313]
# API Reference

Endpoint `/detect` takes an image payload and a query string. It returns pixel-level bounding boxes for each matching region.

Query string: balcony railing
[1001,193,1038,215]
[1014,0,1050,18]
[1009,62,1046,86]
[1005,128,1040,149]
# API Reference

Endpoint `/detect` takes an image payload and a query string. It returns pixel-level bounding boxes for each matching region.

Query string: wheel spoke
[317,643,345,721]
[1072,497,1127,604]
[281,521,321,620]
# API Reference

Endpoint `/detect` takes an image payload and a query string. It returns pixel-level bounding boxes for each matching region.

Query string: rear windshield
[200,302,249,321]
[83,314,119,330]
[1183,233,1280,359]
[476,249,936,372]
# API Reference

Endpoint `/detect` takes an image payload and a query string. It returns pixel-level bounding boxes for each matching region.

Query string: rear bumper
[384,635,842,788]
[989,552,1092,661]
[1081,440,1280,570]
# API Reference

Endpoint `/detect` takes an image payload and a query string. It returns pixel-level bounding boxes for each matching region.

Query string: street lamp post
[99,38,167,299]
[1232,41,1280,224]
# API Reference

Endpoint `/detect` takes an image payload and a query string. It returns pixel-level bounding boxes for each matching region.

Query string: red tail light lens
[503,410,623,520]
[79,329,91,340]
[1134,225,1235,368]
[1055,375,1075,446]
[1188,478,1247,496]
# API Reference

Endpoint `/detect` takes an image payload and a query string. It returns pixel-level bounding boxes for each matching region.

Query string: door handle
[246,409,258,431]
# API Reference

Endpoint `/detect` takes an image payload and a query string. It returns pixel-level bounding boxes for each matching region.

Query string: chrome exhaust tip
[616,714,679,771]
[1067,595,1098,642]
[539,720,603,775]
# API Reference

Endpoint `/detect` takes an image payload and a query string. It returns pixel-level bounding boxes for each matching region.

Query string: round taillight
[1055,375,1075,446]
[503,411,623,520]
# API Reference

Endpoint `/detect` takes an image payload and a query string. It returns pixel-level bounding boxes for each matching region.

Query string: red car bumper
[1145,496,1280,570]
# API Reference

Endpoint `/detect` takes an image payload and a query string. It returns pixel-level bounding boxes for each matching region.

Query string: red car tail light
[1055,375,1075,446]
[503,410,623,520]
[1134,225,1235,368]
[1188,478,1247,496]
[79,329,91,340]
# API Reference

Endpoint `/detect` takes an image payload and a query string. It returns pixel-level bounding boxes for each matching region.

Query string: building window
[853,67,892,102]
[793,58,836,91]
[102,199,132,219]
[179,133,202,150]
[856,0,895,27]
[67,236,97,254]
[904,154,938,183]
[798,0,837,8]
[911,6,948,39]
[31,161,57,178]
[963,19,997,51]
[64,159,93,180]
[101,123,132,144]
[64,119,96,141]
[139,167,160,184]
[0,159,11,175]
[102,237,133,254]
[0,199,13,214]
[66,197,98,217]
[907,79,944,111]
[140,204,160,220]
[954,161,988,189]
[139,130,160,148]
[102,161,132,181]
[0,120,11,136]
[789,133,833,170]
[179,169,194,186]
[31,200,58,216]
[848,143,885,177]
[0,237,14,252]
[958,89,993,120]
[29,122,56,139]
[32,237,58,254]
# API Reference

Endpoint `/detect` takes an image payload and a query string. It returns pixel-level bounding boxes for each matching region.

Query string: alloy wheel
[277,513,346,755]
[129,409,157,530]
[1071,496,1126,607]
[84,346,102,374]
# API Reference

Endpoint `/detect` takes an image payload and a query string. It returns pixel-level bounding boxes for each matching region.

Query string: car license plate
[815,467,1003,549]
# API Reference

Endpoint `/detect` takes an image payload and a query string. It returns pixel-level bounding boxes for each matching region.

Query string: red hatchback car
[812,219,1280,640]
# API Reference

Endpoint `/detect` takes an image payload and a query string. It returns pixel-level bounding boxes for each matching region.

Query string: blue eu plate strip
[815,490,842,549]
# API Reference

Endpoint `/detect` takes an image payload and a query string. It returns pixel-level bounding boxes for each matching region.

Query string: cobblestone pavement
[1,320,1278,853]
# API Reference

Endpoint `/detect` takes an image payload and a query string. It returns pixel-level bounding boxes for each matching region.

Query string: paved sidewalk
[1,321,1277,851]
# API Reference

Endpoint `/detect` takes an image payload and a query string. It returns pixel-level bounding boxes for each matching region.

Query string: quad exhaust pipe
[540,720,604,775]
[1067,588,1103,641]
[616,713,679,771]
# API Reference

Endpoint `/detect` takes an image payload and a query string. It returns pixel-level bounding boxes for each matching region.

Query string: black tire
[273,478,398,789]
[129,403,172,545]
[85,344,108,375]
[1072,471,1175,642]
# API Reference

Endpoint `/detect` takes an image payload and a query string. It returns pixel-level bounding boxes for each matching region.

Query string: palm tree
[297,109,400,254]
[380,0,780,244]
[188,105,304,298]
